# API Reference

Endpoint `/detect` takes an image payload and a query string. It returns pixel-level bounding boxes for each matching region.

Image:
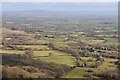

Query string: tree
[75,53,81,61]
[75,60,81,67]
[49,52,53,57]
[25,49,34,59]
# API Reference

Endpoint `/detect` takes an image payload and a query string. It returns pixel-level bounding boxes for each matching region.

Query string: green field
[101,38,118,46]
[65,67,87,78]
[78,36,104,45]
[65,58,118,78]
[105,38,118,43]
[34,50,69,57]
[15,45,50,50]
[34,55,76,66]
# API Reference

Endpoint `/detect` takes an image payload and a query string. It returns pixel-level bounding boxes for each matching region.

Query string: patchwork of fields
[1,29,118,78]
[1,2,119,78]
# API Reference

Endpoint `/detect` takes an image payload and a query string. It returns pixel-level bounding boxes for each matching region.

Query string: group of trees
[93,70,119,79]
[2,53,71,78]
[48,42,77,57]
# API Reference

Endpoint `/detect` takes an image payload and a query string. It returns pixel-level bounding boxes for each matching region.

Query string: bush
[93,71,119,79]
[87,59,93,62]
[83,74,92,77]
[89,64,98,68]
[85,69,94,73]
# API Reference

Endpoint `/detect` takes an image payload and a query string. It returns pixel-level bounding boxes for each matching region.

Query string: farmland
[1,2,119,79]
[65,58,118,78]
[1,26,119,78]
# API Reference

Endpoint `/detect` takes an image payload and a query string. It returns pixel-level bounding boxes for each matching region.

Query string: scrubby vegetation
[2,53,71,78]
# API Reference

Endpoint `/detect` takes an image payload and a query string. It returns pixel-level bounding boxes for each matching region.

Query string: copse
[48,42,77,57]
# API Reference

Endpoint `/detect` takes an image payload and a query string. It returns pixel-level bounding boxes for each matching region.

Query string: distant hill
[2,2,117,19]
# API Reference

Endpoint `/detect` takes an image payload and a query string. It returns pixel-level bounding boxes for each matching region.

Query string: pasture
[34,55,76,66]
[0,50,25,54]
[65,58,118,78]
[15,45,50,51]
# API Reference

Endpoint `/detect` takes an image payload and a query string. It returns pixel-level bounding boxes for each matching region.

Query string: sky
[1,0,118,16]
[2,2,117,11]
[1,1,118,19]
[1,0,119,2]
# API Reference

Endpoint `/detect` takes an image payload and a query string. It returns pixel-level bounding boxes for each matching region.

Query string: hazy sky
[1,0,119,2]
[2,2,117,13]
